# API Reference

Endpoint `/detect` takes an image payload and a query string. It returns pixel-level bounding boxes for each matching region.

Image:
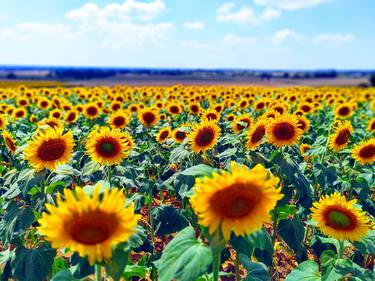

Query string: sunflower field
[0,85,374,281]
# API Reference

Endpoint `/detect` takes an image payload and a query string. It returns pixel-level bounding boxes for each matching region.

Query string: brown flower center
[210,183,260,218]
[96,138,120,158]
[206,113,217,120]
[195,127,215,147]
[159,131,170,141]
[338,106,350,116]
[37,139,66,161]
[335,129,351,145]
[113,116,126,127]
[251,126,266,143]
[142,112,156,125]
[323,207,357,231]
[359,144,375,159]
[5,137,16,152]
[169,106,180,114]
[272,122,295,140]
[67,211,118,245]
[87,106,98,116]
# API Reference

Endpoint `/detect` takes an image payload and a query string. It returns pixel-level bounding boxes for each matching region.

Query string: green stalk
[212,252,221,281]
[235,251,240,281]
[337,240,345,259]
[95,264,101,281]
[107,165,112,186]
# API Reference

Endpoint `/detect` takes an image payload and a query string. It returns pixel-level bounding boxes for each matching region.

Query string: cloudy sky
[0,0,374,69]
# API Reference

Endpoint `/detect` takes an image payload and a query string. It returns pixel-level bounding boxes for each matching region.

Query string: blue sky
[0,0,374,69]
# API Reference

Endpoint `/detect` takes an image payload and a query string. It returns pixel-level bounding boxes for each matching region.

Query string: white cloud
[216,2,279,24]
[313,33,354,43]
[223,34,257,45]
[67,0,166,23]
[181,41,209,49]
[272,29,302,43]
[254,0,329,11]
[183,21,206,30]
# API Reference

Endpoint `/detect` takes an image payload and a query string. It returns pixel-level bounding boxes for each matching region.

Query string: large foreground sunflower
[85,127,132,166]
[190,162,282,240]
[351,138,375,165]
[311,193,370,241]
[328,121,353,152]
[24,127,74,171]
[188,119,221,153]
[37,184,140,264]
[267,114,303,147]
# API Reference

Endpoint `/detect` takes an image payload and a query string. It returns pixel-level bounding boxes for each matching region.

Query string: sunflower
[13,108,27,119]
[156,127,171,143]
[246,119,267,150]
[296,115,311,134]
[172,128,187,144]
[225,113,235,122]
[138,108,159,128]
[188,102,201,115]
[24,127,74,171]
[254,100,266,111]
[83,103,101,120]
[39,117,63,129]
[64,110,79,125]
[2,130,17,154]
[108,110,129,129]
[190,162,282,240]
[335,103,354,119]
[167,102,183,115]
[300,143,311,156]
[188,119,221,154]
[232,114,253,134]
[267,114,303,147]
[299,102,314,114]
[38,98,51,110]
[367,118,375,133]
[37,184,140,265]
[328,121,353,152]
[0,114,7,129]
[352,138,375,165]
[86,127,132,166]
[202,109,220,122]
[49,109,63,120]
[311,193,369,241]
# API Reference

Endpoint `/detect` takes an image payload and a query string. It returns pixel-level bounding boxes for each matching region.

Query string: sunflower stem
[235,250,240,281]
[107,165,112,186]
[95,264,101,281]
[337,240,345,259]
[213,252,221,281]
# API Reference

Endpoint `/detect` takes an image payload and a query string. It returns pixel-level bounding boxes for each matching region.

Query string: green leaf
[123,265,150,280]
[248,228,273,266]
[239,254,270,281]
[154,226,213,281]
[70,254,94,279]
[152,205,189,235]
[12,244,56,281]
[229,234,253,257]
[105,246,128,281]
[285,261,321,281]
[51,269,81,281]
[278,218,307,262]
[2,202,34,242]
[51,257,68,277]
[181,164,215,177]
[353,230,375,254]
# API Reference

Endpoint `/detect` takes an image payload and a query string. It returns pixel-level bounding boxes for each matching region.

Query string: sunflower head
[189,102,201,115]
[267,114,303,147]
[2,130,17,154]
[328,120,353,152]
[37,184,140,265]
[246,118,267,150]
[190,162,282,240]
[232,114,253,134]
[188,119,221,154]
[86,127,133,166]
[65,110,79,125]
[352,138,375,165]
[109,110,129,129]
[172,128,188,144]
[156,127,172,143]
[202,109,220,122]
[13,108,27,119]
[311,193,370,241]
[24,127,75,171]
[84,103,101,120]
[296,115,311,133]
[367,118,375,133]
[138,108,159,128]
[335,103,354,119]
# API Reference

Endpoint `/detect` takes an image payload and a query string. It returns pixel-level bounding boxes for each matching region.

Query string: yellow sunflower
[188,119,221,154]
[167,102,183,115]
[190,162,282,240]
[202,109,220,122]
[39,117,63,129]
[138,108,159,128]
[37,184,140,265]
[83,103,101,120]
[13,108,27,119]
[367,118,375,133]
[0,114,7,129]
[352,138,375,165]
[188,102,201,115]
[232,114,253,134]
[311,193,370,241]
[335,103,354,119]
[300,143,311,156]
[24,127,74,171]
[328,121,353,152]
[64,110,79,125]
[49,109,63,120]
[108,110,129,129]
[172,128,188,144]
[85,127,132,166]
[246,118,267,150]
[2,130,17,154]
[267,114,303,147]
[156,127,171,143]
[296,115,311,134]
